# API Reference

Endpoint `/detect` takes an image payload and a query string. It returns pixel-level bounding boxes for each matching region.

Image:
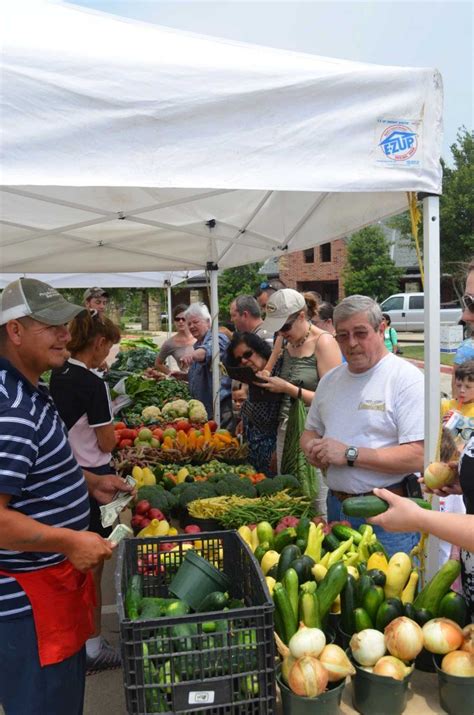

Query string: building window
[303,248,314,263]
[320,243,331,262]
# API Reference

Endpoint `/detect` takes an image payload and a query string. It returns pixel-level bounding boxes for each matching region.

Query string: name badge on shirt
[358,400,386,412]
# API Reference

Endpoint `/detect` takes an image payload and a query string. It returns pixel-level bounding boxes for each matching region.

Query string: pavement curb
[405,358,453,374]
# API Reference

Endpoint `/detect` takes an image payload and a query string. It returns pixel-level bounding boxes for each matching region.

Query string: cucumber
[125,574,142,620]
[342,495,432,518]
[438,591,468,627]
[299,591,321,629]
[164,599,191,616]
[316,562,348,622]
[354,607,373,631]
[323,532,341,551]
[340,574,357,636]
[375,598,403,631]
[290,557,312,584]
[362,585,385,624]
[356,574,374,608]
[331,524,362,544]
[404,603,417,621]
[197,591,229,613]
[414,608,434,626]
[413,559,461,616]
[295,516,311,550]
[366,569,386,588]
[273,528,297,553]
[276,544,301,581]
[273,582,298,644]
[139,597,180,619]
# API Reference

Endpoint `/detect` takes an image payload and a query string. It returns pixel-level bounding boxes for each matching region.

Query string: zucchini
[273,528,297,553]
[340,574,357,636]
[299,591,321,629]
[276,544,301,581]
[354,607,373,631]
[323,532,341,551]
[282,568,299,621]
[290,557,312,584]
[295,516,311,550]
[413,559,461,616]
[438,591,468,627]
[356,574,374,608]
[266,563,279,580]
[331,524,362,544]
[197,591,229,613]
[125,574,142,620]
[316,562,348,622]
[273,582,298,644]
[366,569,386,588]
[404,603,417,621]
[414,608,434,626]
[362,585,385,624]
[342,495,431,518]
[384,552,412,599]
[375,598,403,631]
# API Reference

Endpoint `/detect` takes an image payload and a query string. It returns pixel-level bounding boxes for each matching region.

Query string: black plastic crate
[116,530,276,715]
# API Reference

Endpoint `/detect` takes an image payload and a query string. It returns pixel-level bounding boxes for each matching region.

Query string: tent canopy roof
[0,1,443,273]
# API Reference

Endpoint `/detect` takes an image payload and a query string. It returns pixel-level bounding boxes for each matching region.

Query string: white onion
[289,626,326,659]
[287,656,329,697]
[373,656,412,681]
[441,650,474,677]
[281,655,296,684]
[461,624,474,654]
[384,616,424,661]
[350,629,386,666]
[318,644,356,682]
[422,618,464,654]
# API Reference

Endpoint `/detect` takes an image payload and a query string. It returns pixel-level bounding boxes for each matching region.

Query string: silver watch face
[346,447,358,461]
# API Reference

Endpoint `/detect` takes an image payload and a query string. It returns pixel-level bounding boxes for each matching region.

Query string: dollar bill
[100,475,136,528]
[108,523,133,544]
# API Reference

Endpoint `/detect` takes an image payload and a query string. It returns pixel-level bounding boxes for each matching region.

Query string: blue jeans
[0,615,86,715]
[327,491,419,558]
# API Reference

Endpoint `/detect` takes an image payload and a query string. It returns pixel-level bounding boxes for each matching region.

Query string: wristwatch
[345,446,359,467]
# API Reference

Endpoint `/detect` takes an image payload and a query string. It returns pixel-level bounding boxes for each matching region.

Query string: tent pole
[423,195,440,580]
[165,281,172,337]
[208,263,221,426]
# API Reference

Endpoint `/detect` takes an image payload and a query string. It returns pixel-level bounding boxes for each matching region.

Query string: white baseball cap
[259,289,306,334]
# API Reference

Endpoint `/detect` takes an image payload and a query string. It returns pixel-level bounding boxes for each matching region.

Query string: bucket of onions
[275,624,354,714]
[349,628,415,715]
[431,626,474,715]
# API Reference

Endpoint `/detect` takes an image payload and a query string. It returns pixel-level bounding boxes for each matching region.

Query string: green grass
[400,345,455,367]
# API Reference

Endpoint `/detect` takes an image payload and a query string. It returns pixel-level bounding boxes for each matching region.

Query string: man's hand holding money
[83,471,136,505]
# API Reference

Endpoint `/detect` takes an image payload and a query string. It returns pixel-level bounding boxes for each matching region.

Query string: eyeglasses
[335,330,371,343]
[279,314,299,333]
[236,349,253,364]
[175,316,186,322]
[461,294,474,313]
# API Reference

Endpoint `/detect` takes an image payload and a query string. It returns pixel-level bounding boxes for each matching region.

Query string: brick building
[279,239,347,303]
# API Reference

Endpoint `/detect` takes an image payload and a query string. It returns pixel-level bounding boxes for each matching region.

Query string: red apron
[0,560,96,666]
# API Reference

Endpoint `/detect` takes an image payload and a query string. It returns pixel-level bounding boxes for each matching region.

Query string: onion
[350,629,386,666]
[441,650,474,677]
[423,461,455,490]
[461,624,474,654]
[281,655,296,684]
[422,618,464,654]
[287,656,329,697]
[289,625,326,658]
[373,656,412,681]
[319,644,356,681]
[384,616,424,661]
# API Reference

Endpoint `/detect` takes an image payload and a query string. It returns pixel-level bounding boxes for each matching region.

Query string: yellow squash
[384,552,412,599]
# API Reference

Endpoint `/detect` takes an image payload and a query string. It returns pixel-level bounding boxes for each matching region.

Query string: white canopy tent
[1,0,443,550]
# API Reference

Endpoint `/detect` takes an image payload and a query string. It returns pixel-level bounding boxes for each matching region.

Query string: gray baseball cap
[0,278,85,326]
[83,286,109,301]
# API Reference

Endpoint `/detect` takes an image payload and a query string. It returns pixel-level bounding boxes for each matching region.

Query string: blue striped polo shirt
[0,358,90,620]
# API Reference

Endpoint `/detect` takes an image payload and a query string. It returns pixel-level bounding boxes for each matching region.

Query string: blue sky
[73,0,472,163]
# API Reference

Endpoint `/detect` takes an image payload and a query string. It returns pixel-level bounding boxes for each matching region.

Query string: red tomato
[135,500,151,515]
[139,517,151,529]
[175,420,190,432]
[114,421,126,431]
[119,439,133,449]
[152,428,164,440]
[147,508,164,521]
[131,515,144,528]
[159,542,177,552]
[184,525,201,534]
[207,420,218,432]
[121,428,138,440]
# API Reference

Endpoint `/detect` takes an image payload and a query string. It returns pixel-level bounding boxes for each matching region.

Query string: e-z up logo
[379,124,418,161]
[188,691,215,705]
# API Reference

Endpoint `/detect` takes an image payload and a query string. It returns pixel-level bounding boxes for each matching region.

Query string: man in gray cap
[0,279,132,714]
[83,286,109,314]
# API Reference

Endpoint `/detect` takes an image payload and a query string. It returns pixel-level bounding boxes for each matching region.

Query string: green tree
[217,262,264,319]
[343,226,402,301]
[387,127,474,294]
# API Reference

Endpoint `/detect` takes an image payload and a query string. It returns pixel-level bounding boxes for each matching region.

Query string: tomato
[148,508,164,521]
[207,420,218,432]
[175,420,190,432]
[159,542,177,552]
[118,439,133,449]
[121,428,138,440]
[152,428,163,440]
[114,421,126,431]
[184,525,201,534]
[135,500,151,515]
[131,515,144,529]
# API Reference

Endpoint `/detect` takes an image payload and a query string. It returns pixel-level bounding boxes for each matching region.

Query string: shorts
[83,463,116,538]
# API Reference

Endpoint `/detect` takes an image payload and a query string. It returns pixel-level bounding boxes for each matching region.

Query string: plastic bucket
[168,549,231,610]
[336,625,352,651]
[350,657,413,715]
[433,655,474,715]
[415,646,436,673]
[277,668,346,715]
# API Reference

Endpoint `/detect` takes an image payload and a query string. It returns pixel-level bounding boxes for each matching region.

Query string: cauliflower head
[187,399,208,423]
[162,399,189,419]
[141,405,162,421]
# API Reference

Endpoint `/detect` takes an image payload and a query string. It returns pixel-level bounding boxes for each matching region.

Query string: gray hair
[234,295,261,318]
[184,302,211,322]
[333,295,383,330]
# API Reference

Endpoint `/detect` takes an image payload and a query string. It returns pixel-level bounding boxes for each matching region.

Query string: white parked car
[380,293,461,332]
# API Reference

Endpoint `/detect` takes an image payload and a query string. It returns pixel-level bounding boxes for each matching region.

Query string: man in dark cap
[83,286,109,314]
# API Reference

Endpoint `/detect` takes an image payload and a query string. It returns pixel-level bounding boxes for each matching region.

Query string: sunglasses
[175,316,186,322]
[461,294,474,313]
[236,349,253,364]
[279,314,299,333]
